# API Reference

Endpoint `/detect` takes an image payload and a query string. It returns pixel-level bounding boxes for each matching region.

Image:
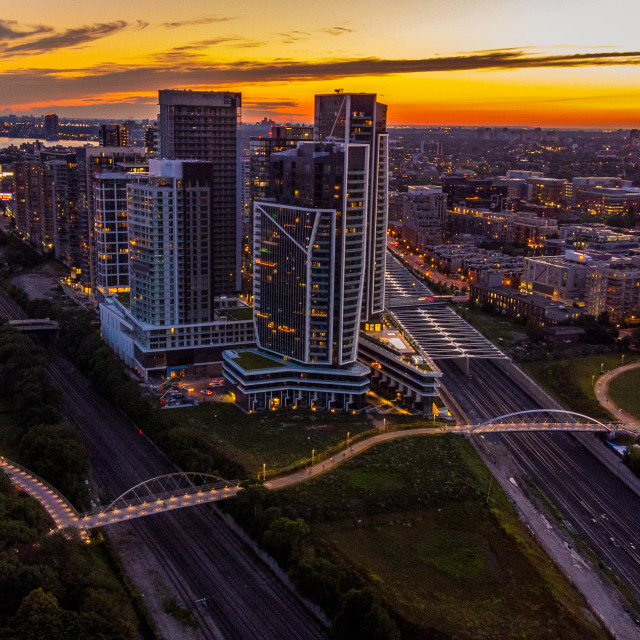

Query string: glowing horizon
[1,0,639,127]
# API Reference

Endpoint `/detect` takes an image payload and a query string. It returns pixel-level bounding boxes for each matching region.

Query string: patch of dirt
[12,272,61,300]
[107,522,203,640]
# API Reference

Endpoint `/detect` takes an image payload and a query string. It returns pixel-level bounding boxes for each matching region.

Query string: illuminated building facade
[315,93,388,320]
[99,124,130,147]
[224,141,370,412]
[158,89,242,299]
[100,159,255,379]
[127,160,218,325]
[403,185,447,250]
[85,147,148,296]
[585,259,640,321]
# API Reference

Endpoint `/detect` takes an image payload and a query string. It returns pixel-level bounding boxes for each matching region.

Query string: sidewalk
[265,426,445,490]
[594,362,640,428]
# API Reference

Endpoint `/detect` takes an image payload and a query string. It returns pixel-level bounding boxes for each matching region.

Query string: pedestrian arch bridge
[0,458,241,531]
[464,409,616,434]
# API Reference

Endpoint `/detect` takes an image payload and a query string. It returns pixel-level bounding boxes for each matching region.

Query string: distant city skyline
[1,0,639,127]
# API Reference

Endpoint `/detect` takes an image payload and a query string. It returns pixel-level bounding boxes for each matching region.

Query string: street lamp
[346,432,350,446]
[383,418,386,432]
[622,353,625,365]
[311,449,315,466]
[262,463,266,482]
[592,373,596,386]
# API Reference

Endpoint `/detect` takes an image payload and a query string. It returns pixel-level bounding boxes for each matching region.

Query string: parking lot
[146,376,231,408]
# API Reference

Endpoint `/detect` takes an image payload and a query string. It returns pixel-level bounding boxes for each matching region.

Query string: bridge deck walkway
[0,457,78,529]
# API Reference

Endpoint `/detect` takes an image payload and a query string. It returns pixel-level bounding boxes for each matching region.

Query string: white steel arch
[475,409,611,432]
[101,472,236,514]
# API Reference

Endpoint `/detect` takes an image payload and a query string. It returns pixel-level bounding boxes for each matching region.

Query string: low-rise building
[577,186,640,216]
[358,321,441,412]
[100,296,255,379]
[446,207,513,244]
[470,284,582,326]
[521,251,593,303]
[223,349,369,413]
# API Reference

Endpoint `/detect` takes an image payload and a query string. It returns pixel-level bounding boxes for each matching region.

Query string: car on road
[201,389,213,395]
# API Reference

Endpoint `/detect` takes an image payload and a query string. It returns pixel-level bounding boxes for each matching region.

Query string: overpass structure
[384,253,506,375]
[8,317,59,332]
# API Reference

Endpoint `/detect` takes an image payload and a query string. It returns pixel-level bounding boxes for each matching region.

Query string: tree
[332,589,400,640]
[6,588,65,640]
[290,558,347,617]
[624,446,640,476]
[262,516,310,563]
[525,320,545,344]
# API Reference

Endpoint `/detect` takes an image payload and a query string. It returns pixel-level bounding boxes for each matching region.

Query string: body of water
[0,137,98,149]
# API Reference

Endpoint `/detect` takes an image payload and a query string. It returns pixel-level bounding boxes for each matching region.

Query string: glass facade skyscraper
[158,89,242,299]
[314,93,389,320]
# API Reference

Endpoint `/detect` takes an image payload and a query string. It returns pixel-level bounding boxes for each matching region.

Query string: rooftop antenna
[328,92,347,139]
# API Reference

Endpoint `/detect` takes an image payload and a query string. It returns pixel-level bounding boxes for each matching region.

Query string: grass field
[153,402,375,477]
[274,436,608,640]
[609,366,640,420]
[522,352,638,420]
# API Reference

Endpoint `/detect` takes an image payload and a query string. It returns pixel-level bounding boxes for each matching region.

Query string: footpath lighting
[311,449,315,465]
[263,463,266,482]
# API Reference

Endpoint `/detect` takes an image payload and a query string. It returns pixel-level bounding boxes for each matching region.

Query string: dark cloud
[278,30,312,45]
[243,99,301,109]
[279,27,351,44]
[227,39,266,49]
[3,48,640,113]
[150,36,266,62]
[162,16,235,28]
[1,21,129,56]
[0,19,52,41]
[322,27,353,36]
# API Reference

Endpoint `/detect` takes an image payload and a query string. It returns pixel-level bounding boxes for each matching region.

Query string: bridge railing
[0,455,80,518]
[81,479,240,518]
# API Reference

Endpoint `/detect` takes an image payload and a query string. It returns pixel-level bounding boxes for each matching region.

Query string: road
[0,289,326,640]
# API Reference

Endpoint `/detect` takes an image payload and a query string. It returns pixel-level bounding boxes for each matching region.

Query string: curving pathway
[266,425,448,490]
[594,361,640,427]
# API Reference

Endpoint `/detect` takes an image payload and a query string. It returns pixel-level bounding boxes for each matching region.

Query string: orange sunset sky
[1,0,639,127]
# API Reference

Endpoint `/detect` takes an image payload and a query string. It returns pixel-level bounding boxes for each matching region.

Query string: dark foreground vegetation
[0,472,139,639]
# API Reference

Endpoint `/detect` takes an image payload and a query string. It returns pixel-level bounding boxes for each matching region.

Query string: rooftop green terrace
[233,350,282,370]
